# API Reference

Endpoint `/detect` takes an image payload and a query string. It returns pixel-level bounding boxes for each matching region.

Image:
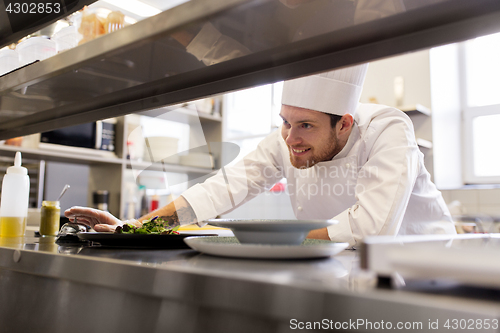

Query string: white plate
[184,236,349,259]
[206,219,337,245]
[207,219,335,229]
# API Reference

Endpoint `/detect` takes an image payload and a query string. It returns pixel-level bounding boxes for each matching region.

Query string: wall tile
[440,190,452,204]
[449,189,479,206]
[478,189,500,206]
[461,203,479,215]
[477,205,500,217]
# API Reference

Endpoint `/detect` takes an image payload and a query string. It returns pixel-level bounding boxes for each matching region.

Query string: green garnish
[115,216,180,235]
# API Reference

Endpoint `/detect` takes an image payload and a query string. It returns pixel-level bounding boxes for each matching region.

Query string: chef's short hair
[329,114,342,129]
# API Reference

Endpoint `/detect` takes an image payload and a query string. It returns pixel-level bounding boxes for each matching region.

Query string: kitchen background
[0,0,499,230]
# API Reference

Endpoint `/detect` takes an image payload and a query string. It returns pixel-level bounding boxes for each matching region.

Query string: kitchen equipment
[40,119,116,153]
[361,234,500,289]
[93,190,109,211]
[206,219,337,245]
[57,184,71,201]
[183,236,349,259]
[0,152,30,237]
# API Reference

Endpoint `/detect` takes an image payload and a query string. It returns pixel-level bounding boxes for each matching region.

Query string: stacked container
[53,26,81,53]
[17,36,56,66]
[0,48,19,76]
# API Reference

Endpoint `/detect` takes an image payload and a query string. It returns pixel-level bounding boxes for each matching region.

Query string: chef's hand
[64,206,138,232]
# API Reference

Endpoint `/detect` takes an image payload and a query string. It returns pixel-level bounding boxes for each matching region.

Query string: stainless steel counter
[1,234,500,333]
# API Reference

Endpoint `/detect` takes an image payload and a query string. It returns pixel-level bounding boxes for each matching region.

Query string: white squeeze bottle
[0,152,30,237]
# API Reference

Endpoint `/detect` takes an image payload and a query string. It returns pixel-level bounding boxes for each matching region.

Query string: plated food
[77,216,198,249]
[115,216,180,235]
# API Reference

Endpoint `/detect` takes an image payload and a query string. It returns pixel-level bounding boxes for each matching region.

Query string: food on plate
[114,216,180,235]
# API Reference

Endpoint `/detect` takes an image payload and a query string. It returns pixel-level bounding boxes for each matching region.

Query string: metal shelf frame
[0,0,500,139]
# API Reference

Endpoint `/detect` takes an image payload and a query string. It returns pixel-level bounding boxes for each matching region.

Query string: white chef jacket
[182,104,456,247]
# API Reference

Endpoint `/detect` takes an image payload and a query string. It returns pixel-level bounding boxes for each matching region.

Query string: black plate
[77,232,216,249]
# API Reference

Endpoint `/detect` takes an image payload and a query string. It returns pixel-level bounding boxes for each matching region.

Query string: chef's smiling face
[280,105,353,169]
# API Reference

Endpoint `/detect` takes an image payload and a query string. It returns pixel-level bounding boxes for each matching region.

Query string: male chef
[66,63,456,248]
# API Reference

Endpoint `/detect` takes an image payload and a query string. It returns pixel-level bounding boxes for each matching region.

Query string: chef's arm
[137,196,197,226]
[326,113,420,247]
[65,195,195,232]
[64,196,197,232]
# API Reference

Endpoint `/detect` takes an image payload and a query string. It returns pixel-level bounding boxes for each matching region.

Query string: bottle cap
[6,152,28,175]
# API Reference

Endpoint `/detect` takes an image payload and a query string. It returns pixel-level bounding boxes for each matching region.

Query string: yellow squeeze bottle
[0,152,30,237]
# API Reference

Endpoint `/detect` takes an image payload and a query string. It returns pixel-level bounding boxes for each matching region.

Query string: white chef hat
[281,63,369,116]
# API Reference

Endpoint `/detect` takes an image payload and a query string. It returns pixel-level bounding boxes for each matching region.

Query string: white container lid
[0,48,19,75]
[17,36,55,50]
[53,26,81,52]
[7,152,28,175]
[17,37,56,65]
[53,25,78,39]
[0,48,18,58]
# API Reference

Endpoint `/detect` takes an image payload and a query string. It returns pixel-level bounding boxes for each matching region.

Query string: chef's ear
[338,114,354,132]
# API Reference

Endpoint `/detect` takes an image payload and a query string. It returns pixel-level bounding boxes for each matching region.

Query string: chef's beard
[288,130,343,169]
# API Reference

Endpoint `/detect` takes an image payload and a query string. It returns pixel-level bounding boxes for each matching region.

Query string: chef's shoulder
[356,103,417,151]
